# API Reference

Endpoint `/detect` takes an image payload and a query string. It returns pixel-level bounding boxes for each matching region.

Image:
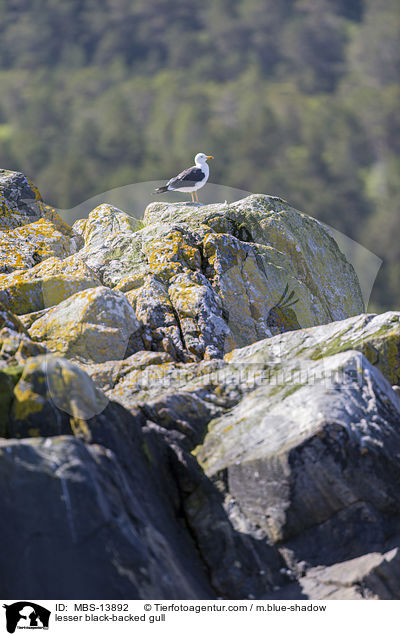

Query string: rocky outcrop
[0,170,82,273]
[1,170,399,600]
[75,195,364,361]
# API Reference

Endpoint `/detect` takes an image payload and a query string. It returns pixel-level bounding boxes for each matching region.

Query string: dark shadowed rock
[0,436,213,599]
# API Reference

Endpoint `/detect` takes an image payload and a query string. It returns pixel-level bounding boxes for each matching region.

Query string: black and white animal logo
[3,602,50,633]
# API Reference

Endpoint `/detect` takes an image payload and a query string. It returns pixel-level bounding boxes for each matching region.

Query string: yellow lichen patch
[27,427,41,437]
[0,214,81,272]
[111,360,180,403]
[361,333,400,386]
[0,255,100,314]
[151,262,183,283]
[12,383,45,421]
[0,273,98,315]
[26,178,43,200]
[169,277,205,318]
[28,286,138,363]
[203,232,242,273]
[114,270,148,293]
[383,335,400,385]
[111,368,142,395]
[18,217,70,252]
[69,416,92,441]
[205,216,231,234]
[124,288,141,311]
[144,231,201,275]
[28,254,98,280]
[0,234,28,268]
[0,198,18,230]
[42,205,76,238]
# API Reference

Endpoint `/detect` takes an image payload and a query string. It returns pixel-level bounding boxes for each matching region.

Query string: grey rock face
[197,351,400,541]
[0,436,213,599]
[274,548,400,600]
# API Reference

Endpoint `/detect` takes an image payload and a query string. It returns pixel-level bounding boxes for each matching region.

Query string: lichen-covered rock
[72,217,87,236]
[0,327,48,367]
[225,310,400,386]
[168,270,230,359]
[102,311,400,453]
[0,301,27,334]
[77,350,174,394]
[73,203,140,282]
[81,203,138,250]
[18,307,52,330]
[77,195,364,360]
[6,355,108,438]
[0,217,82,273]
[80,223,144,286]
[29,286,140,363]
[0,255,101,315]
[0,170,83,273]
[132,275,188,360]
[144,195,364,332]
[0,169,44,231]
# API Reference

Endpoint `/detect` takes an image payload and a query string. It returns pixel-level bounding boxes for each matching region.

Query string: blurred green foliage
[0,0,398,310]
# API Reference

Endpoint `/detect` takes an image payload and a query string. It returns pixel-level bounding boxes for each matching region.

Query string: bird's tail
[154,186,168,194]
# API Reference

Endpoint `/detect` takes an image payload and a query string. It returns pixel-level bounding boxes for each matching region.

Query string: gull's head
[195,153,214,165]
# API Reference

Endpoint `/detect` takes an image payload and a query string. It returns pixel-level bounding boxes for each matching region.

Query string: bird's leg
[195,191,199,203]
[190,192,194,203]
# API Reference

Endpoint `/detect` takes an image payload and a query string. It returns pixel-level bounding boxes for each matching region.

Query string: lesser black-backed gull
[155,153,213,202]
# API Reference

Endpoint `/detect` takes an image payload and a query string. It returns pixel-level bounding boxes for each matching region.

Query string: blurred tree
[349,0,400,87]
[282,0,348,92]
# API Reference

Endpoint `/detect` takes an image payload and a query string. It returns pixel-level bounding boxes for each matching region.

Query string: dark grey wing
[167,166,205,189]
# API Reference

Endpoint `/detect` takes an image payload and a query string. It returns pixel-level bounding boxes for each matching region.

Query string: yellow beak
[206,155,214,160]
